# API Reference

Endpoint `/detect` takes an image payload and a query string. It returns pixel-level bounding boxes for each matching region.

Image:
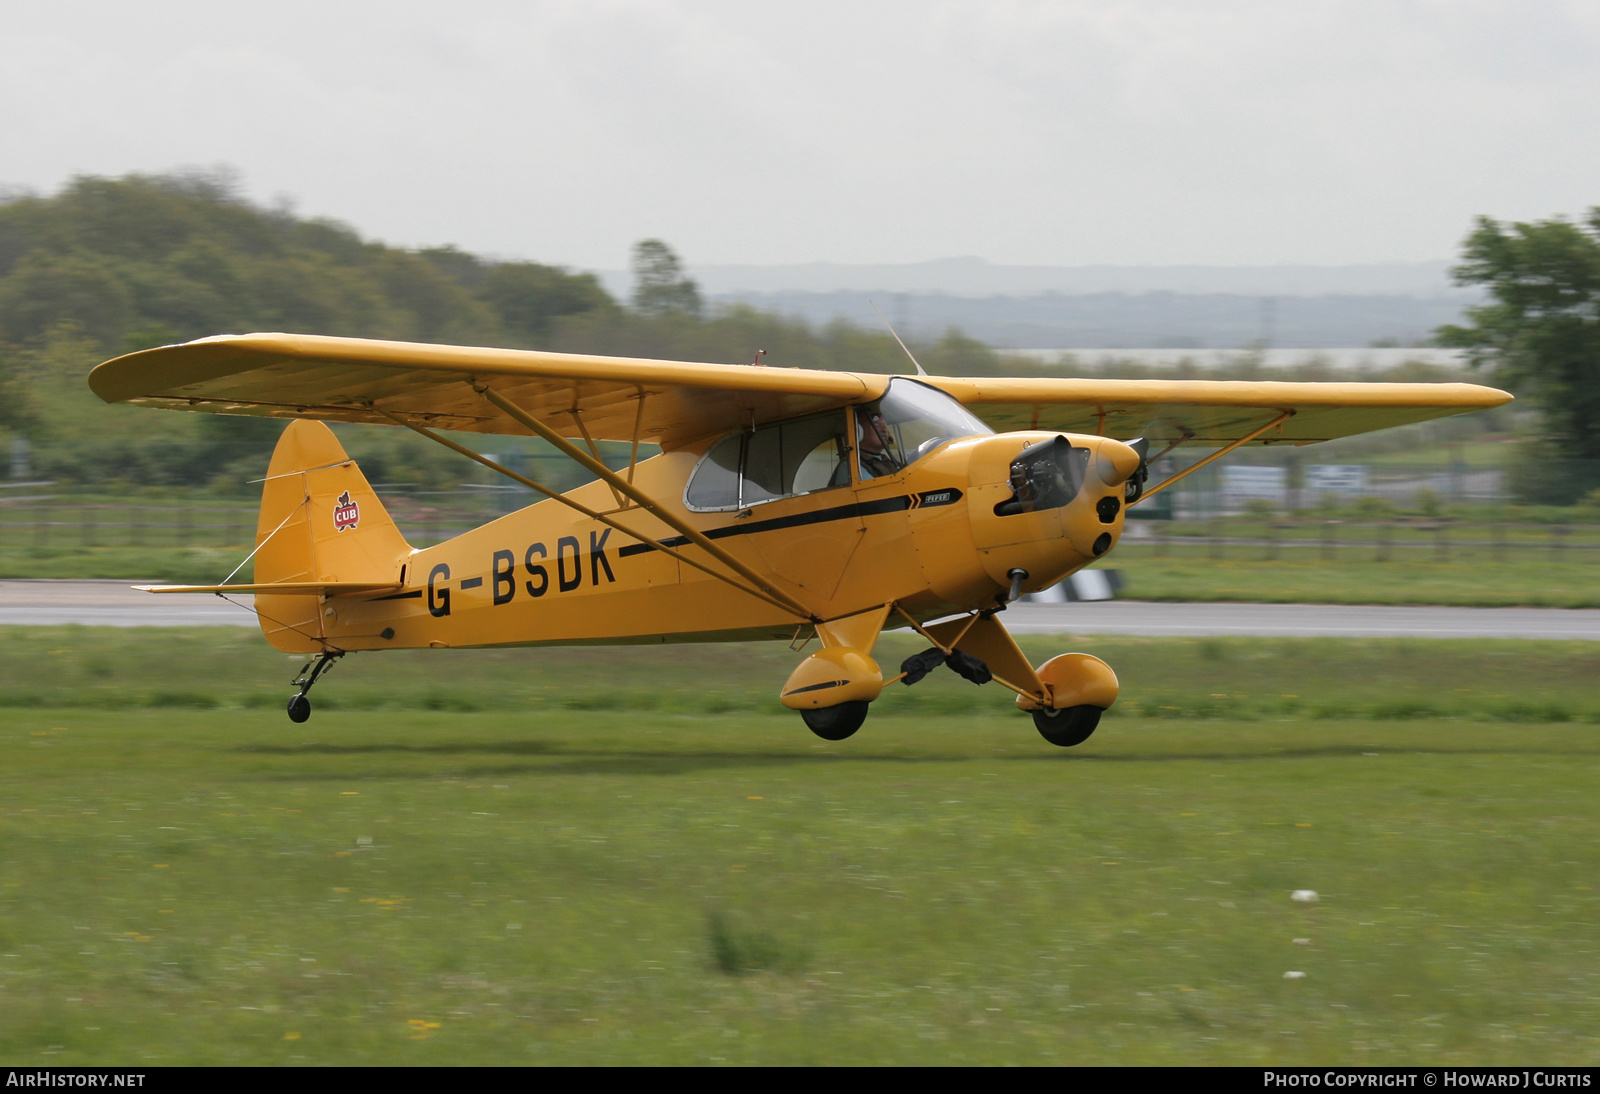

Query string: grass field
[1,628,1599,1065]
[0,546,247,583]
[1109,554,1600,609]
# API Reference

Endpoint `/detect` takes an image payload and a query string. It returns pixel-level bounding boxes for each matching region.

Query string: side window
[684,412,851,511]
[684,431,742,510]
[741,424,786,507]
[792,434,848,494]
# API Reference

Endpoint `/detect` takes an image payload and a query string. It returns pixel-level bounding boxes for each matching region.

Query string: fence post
[1376,522,1391,563]
[83,507,96,547]
[1321,521,1336,562]
[1493,522,1506,563]
[179,507,192,548]
[1552,524,1567,560]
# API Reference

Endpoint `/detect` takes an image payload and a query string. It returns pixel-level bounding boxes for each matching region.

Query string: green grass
[1359,440,1520,470]
[5,627,1600,724]
[0,546,249,583]
[1,628,1599,1064]
[1110,553,1600,608]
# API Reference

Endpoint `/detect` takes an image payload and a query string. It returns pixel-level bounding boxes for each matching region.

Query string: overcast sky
[4,0,1598,274]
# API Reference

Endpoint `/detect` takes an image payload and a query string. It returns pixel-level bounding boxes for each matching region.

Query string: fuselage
[313,429,1138,653]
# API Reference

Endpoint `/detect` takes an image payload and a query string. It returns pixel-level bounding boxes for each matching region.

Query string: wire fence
[1119,520,1600,563]
[0,502,492,550]
[0,500,1596,567]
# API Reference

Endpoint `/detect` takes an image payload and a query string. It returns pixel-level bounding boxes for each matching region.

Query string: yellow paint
[780,647,884,710]
[232,423,1143,659]
[88,332,1511,449]
[1017,653,1120,713]
[88,333,1511,720]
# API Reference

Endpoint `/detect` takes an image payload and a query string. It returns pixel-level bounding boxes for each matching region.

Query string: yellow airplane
[88,334,1510,745]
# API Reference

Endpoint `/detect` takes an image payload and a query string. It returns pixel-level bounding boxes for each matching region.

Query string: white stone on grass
[1291,889,1318,903]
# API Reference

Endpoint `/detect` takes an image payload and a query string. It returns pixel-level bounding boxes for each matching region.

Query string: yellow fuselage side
[302,431,1131,653]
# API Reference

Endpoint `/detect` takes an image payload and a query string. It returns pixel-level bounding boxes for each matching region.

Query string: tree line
[0,171,1590,501]
[0,172,963,491]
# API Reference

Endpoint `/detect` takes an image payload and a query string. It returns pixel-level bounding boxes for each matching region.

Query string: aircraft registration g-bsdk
[88,334,1510,745]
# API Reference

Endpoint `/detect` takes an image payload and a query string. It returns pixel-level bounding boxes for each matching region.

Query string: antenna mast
[869,299,928,376]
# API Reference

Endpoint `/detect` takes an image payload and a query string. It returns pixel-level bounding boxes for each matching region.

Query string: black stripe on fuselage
[372,590,424,601]
[615,491,958,559]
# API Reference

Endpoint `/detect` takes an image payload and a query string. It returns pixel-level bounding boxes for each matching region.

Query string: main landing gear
[781,606,1118,747]
[1029,704,1102,747]
[800,701,870,741]
[286,651,343,723]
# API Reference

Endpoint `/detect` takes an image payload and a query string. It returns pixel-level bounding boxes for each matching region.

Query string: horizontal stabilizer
[133,582,401,597]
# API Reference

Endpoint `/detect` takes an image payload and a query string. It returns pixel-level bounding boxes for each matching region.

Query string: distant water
[1006,347,1469,373]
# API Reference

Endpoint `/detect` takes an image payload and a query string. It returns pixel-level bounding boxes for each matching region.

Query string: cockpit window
[684,431,742,510]
[856,378,994,480]
[684,411,852,512]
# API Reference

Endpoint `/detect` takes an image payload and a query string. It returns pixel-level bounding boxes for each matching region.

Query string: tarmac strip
[1004,601,1600,640]
[3,580,1600,639]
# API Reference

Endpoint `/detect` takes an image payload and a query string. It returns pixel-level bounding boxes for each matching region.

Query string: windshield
[857,378,994,479]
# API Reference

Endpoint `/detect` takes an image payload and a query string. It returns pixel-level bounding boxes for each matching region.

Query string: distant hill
[0,171,615,355]
[586,257,1477,350]
[0,174,1488,492]
[701,289,1471,350]
[0,174,915,489]
[653,256,1466,298]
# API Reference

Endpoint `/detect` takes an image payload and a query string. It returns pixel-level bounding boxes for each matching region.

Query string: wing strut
[473,385,819,621]
[375,408,816,622]
[1133,410,1294,504]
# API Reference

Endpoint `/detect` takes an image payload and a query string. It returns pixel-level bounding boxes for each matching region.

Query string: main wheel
[287,694,312,724]
[1032,704,1100,747]
[801,700,869,741]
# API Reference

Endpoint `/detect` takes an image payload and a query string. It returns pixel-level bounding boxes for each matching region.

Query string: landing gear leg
[287,650,343,723]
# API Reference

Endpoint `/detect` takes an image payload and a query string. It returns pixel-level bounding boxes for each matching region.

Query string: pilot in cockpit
[856,407,904,479]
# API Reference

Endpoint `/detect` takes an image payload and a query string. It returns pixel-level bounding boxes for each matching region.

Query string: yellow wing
[921,377,1513,448]
[88,332,879,449]
[89,333,1511,450]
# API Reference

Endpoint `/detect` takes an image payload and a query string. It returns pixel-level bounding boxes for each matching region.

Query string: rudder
[254,420,413,652]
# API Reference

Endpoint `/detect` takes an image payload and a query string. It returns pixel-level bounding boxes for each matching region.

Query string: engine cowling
[962,432,1144,595]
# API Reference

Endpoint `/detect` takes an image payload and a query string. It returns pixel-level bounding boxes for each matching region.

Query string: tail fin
[254,420,413,652]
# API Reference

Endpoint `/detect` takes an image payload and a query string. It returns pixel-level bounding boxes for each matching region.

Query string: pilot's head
[858,411,892,453]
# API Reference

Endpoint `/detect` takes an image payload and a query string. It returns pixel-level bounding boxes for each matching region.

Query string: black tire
[800,700,869,741]
[1032,704,1101,747]
[287,694,312,724]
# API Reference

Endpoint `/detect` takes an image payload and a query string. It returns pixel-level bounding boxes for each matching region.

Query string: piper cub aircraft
[88,335,1509,745]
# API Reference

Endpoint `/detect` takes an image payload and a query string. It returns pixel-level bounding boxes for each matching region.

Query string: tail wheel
[800,701,869,741]
[1032,704,1101,747]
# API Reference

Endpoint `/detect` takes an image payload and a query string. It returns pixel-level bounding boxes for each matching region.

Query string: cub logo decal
[333,490,360,532]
